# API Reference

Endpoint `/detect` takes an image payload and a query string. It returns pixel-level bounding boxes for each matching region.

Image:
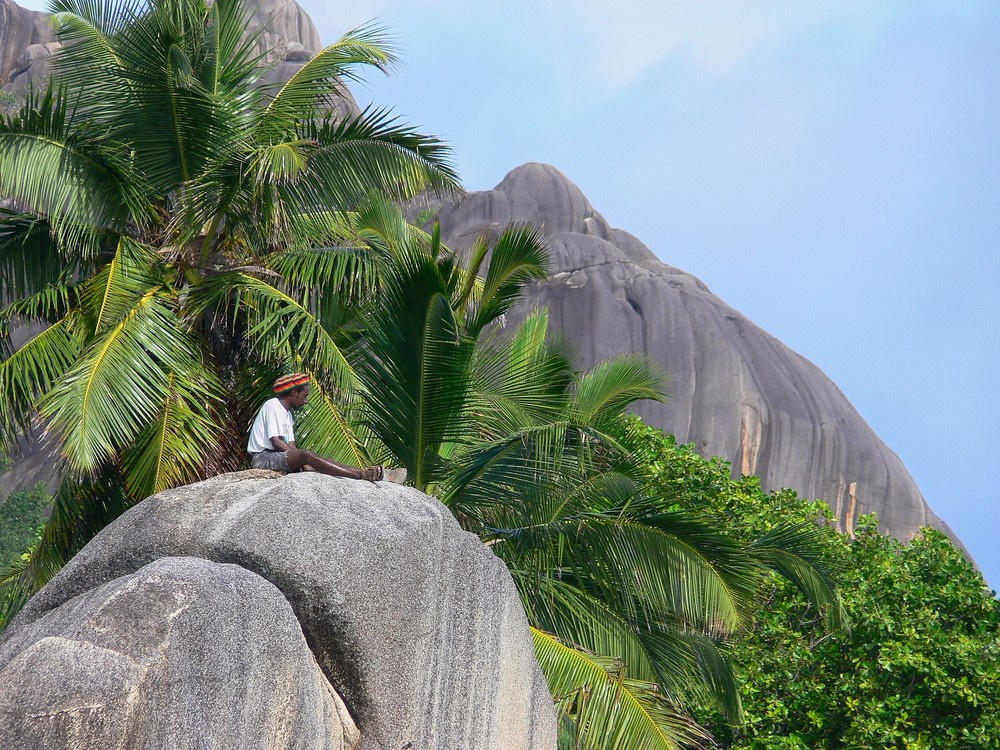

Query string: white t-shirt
[247,397,295,453]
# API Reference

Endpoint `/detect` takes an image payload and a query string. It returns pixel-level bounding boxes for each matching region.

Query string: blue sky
[318,1,999,586]
[20,0,1000,588]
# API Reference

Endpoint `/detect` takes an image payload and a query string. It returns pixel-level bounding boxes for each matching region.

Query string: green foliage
[0,90,16,115]
[0,484,50,567]
[343,210,846,748]
[707,521,1000,750]
[0,0,458,624]
[623,420,1000,749]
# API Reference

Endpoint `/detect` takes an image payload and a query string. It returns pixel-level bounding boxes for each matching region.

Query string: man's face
[289,385,310,409]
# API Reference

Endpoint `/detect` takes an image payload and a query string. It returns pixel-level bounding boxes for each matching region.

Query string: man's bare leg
[287,449,364,480]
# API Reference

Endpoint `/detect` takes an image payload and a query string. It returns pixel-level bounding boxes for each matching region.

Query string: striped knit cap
[273,372,310,395]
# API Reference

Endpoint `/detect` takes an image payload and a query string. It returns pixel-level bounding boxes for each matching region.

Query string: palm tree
[0,2,842,742]
[346,214,844,748]
[444,318,843,749]
[0,0,459,623]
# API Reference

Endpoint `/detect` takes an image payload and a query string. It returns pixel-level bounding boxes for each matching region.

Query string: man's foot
[361,465,384,482]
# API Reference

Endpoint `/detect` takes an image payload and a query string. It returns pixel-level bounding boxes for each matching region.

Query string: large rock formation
[0,0,50,85]
[0,0,356,113]
[0,556,361,749]
[0,471,557,750]
[0,1,962,555]
[431,163,955,545]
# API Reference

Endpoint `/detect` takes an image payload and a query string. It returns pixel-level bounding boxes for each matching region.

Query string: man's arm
[270,436,294,452]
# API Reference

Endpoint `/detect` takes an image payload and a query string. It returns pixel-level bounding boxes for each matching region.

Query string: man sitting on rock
[248,373,383,481]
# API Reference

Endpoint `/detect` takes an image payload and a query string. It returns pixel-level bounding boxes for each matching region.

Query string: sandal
[361,465,384,482]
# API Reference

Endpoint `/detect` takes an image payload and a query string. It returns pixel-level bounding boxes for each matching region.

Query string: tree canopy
[626,423,1000,749]
[0,1,863,747]
[0,0,458,622]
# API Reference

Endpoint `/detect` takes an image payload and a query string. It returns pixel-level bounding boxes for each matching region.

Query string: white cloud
[544,0,914,86]
[297,0,919,90]
[16,0,977,95]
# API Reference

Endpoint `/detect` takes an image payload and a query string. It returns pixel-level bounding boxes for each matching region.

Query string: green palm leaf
[302,107,459,204]
[520,572,660,684]
[260,24,397,132]
[261,243,380,323]
[627,510,758,632]
[40,291,206,473]
[187,271,358,392]
[0,88,150,248]
[47,0,143,111]
[201,0,264,93]
[0,283,78,331]
[532,628,709,750]
[0,318,80,446]
[354,250,475,488]
[121,370,224,498]
[471,308,573,437]
[292,370,368,467]
[750,521,846,628]
[637,627,742,722]
[465,223,548,338]
[0,212,73,302]
[77,236,164,336]
[49,0,143,38]
[519,512,748,637]
[573,354,668,433]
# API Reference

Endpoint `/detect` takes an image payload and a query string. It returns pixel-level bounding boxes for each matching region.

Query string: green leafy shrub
[0,484,50,568]
[623,419,1000,748]
[708,520,1000,749]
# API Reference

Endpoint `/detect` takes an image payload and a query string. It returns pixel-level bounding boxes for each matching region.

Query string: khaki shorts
[249,450,291,472]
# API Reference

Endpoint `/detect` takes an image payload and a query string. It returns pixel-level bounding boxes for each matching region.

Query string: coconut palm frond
[750,521,846,629]
[186,270,359,390]
[573,354,668,432]
[465,223,548,338]
[532,628,710,750]
[519,572,660,685]
[40,292,203,474]
[292,372,368,468]
[304,106,459,204]
[121,369,226,499]
[353,249,475,489]
[0,212,74,301]
[0,318,80,448]
[260,23,399,129]
[0,89,151,248]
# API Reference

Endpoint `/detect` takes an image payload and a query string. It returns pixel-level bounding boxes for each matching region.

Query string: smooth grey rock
[0,555,359,749]
[0,0,50,85]
[435,162,959,548]
[0,0,360,125]
[3,471,557,750]
[247,0,321,62]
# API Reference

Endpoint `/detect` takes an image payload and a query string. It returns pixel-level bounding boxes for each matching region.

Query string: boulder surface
[0,0,50,85]
[0,0,352,111]
[0,556,360,749]
[1,471,557,750]
[433,162,957,546]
